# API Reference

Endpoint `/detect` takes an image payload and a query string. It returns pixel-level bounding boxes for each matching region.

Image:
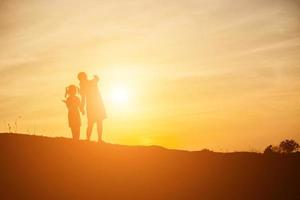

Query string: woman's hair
[65,85,79,98]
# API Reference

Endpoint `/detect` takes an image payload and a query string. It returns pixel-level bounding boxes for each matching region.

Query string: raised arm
[93,75,99,83]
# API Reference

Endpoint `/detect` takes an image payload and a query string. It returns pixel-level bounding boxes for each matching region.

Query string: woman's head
[77,72,87,82]
[66,85,78,96]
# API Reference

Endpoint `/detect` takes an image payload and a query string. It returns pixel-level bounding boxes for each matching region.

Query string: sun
[111,86,130,105]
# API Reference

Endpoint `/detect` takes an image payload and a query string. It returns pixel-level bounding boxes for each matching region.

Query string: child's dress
[66,96,81,128]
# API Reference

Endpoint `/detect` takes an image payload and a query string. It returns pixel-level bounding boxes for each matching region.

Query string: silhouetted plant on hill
[264,145,277,154]
[200,148,213,153]
[279,139,299,154]
[264,139,299,154]
[7,123,12,133]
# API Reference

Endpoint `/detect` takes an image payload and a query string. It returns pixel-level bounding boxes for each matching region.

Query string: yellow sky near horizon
[0,0,300,151]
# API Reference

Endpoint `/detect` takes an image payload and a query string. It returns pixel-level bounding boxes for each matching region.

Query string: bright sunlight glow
[111,86,130,105]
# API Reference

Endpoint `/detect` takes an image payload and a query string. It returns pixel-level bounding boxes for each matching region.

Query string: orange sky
[0,0,300,151]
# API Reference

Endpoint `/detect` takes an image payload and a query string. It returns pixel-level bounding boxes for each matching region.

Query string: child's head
[66,85,78,96]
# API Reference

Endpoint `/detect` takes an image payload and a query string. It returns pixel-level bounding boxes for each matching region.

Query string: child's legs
[71,126,80,140]
[96,120,103,142]
[86,120,94,141]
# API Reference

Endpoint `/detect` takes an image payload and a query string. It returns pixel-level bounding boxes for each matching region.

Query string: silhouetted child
[63,85,81,140]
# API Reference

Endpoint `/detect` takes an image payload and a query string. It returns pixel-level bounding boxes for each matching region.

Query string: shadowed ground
[0,133,299,200]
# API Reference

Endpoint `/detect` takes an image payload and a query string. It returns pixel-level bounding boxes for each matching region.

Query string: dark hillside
[0,133,299,200]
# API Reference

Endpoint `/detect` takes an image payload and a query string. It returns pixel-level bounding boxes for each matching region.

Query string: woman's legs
[71,126,80,140]
[86,120,94,141]
[86,117,103,142]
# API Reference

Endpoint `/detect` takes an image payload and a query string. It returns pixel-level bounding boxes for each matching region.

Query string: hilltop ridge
[0,133,299,200]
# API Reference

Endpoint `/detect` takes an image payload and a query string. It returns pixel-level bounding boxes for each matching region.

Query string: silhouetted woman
[78,72,106,142]
[63,85,81,140]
